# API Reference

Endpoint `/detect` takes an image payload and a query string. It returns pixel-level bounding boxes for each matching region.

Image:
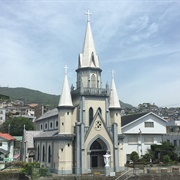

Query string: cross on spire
[64,65,68,74]
[85,9,92,22]
[111,69,115,79]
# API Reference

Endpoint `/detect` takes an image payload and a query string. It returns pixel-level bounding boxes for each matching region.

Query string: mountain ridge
[0,87,133,109]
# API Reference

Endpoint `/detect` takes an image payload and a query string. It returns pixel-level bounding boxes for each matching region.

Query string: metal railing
[115,168,133,180]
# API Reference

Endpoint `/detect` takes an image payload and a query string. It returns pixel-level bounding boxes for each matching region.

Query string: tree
[163,155,170,164]
[150,141,178,162]
[142,149,154,162]
[0,117,35,136]
[130,151,139,162]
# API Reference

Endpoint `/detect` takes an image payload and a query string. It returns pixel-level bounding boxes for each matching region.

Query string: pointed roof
[109,70,121,109]
[58,66,73,107]
[79,13,99,68]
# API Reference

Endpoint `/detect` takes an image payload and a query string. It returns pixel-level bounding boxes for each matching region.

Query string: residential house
[0,133,15,169]
[121,112,167,164]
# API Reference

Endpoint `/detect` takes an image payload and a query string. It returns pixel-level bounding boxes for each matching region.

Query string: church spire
[109,70,121,109]
[58,65,73,107]
[78,10,99,68]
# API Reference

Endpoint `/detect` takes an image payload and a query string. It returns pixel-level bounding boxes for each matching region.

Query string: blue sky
[0,1,180,107]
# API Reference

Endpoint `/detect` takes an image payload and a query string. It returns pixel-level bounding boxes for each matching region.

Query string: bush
[163,155,170,164]
[130,151,139,163]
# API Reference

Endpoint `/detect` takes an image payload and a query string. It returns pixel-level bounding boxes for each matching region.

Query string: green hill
[0,87,59,108]
[0,87,133,109]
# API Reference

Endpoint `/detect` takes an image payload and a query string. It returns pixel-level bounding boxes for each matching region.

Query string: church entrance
[90,138,106,169]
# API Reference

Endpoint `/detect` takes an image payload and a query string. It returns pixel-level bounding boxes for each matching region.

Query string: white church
[22,11,169,175]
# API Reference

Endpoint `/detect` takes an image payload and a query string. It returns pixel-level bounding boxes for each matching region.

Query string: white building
[0,108,6,124]
[121,112,167,163]
[0,133,15,169]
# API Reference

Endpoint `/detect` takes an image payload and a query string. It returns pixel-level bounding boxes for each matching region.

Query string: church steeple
[78,10,99,68]
[58,65,73,107]
[109,70,121,109]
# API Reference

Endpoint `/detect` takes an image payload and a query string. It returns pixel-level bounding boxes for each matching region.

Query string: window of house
[91,74,96,88]
[98,107,102,114]
[40,124,43,130]
[45,123,47,129]
[144,122,154,128]
[128,136,138,144]
[37,145,40,161]
[174,140,177,146]
[42,145,45,162]
[0,111,3,114]
[56,121,58,127]
[50,122,53,128]
[48,145,51,163]
[0,142,2,146]
[67,112,69,115]
[89,107,93,126]
[144,137,154,144]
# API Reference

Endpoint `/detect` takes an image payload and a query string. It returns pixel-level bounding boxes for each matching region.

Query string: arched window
[48,145,51,163]
[50,122,53,128]
[98,107,102,114]
[89,107,93,126]
[56,121,58,127]
[42,145,45,162]
[37,145,40,161]
[91,74,96,88]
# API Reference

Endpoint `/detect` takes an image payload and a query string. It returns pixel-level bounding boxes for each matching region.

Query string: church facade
[33,13,124,175]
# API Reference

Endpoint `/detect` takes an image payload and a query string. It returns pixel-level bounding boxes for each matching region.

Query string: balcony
[71,87,109,97]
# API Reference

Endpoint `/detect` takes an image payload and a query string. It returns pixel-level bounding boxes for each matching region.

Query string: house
[121,112,167,163]
[0,108,6,124]
[0,132,15,169]
[163,120,180,157]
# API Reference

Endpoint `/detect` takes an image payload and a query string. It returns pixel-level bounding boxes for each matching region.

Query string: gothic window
[98,107,102,114]
[50,122,53,128]
[90,141,102,150]
[42,145,45,162]
[91,74,96,88]
[37,145,40,161]
[48,145,51,163]
[56,121,58,127]
[89,107,93,126]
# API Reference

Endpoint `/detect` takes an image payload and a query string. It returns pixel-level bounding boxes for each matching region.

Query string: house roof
[121,112,167,128]
[0,148,9,155]
[121,113,147,127]
[13,136,22,141]
[35,108,58,121]
[24,130,42,148]
[34,130,58,138]
[0,133,15,141]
